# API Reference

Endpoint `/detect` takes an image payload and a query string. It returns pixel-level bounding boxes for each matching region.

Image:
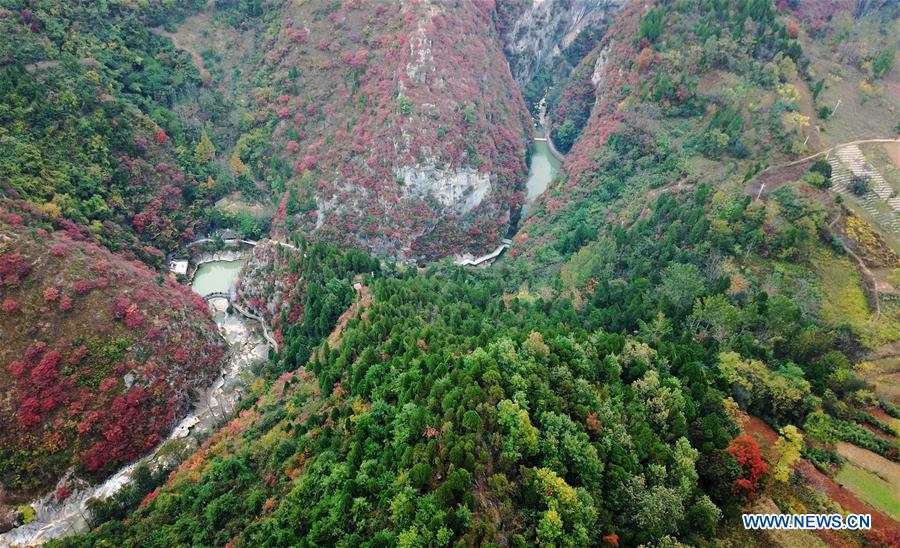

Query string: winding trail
[231,300,278,351]
[749,138,899,317]
[751,138,900,198]
[186,237,297,251]
[844,241,882,319]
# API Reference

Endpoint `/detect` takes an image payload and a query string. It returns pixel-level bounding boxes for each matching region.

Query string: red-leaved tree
[727,435,767,497]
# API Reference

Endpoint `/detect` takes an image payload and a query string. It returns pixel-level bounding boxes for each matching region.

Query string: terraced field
[833,442,900,521]
[829,143,900,238]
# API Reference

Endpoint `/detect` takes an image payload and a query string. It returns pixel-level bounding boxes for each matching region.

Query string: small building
[169,259,189,275]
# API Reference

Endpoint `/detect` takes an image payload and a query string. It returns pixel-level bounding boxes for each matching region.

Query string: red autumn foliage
[8,360,27,377]
[73,279,94,295]
[43,286,60,302]
[139,487,160,508]
[49,244,68,257]
[295,154,317,173]
[290,28,308,44]
[112,296,131,319]
[785,21,799,38]
[99,377,118,393]
[257,0,530,262]
[0,211,227,497]
[124,303,144,328]
[0,252,32,286]
[2,298,20,313]
[636,47,653,70]
[727,435,767,496]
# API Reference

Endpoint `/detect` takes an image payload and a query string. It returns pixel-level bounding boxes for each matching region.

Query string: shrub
[849,175,871,196]
[804,172,829,189]
[810,158,832,180]
[43,287,60,302]
[2,298,20,314]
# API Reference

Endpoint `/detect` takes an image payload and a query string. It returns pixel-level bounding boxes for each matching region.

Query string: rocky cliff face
[499,0,624,85]
[210,0,534,263]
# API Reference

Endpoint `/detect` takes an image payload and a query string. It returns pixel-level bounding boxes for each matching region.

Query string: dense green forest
[2,0,899,545]
[54,234,742,546]
[54,178,899,545]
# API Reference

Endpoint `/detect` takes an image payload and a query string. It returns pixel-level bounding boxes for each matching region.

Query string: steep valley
[1,1,899,547]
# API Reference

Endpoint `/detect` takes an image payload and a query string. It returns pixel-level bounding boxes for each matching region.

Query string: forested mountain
[1,0,899,546]
[0,200,225,501]
[162,0,534,261]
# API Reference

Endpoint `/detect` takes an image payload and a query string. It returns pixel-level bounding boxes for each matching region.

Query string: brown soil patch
[747,160,814,199]
[796,459,900,538]
[866,407,899,429]
[868,407,896,420]
[884,141,900,170]
[859,421,897,443]
[744,414,781,450]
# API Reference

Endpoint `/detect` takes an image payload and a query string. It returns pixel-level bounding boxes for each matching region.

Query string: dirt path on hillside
[743,415,900,541]
[843,244,882,318]
[796,459,900,538]
[748,138,900,198]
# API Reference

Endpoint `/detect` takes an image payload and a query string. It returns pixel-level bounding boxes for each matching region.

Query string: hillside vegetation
[164,0,533,262]
[0,201,225,502]
[1,0,898,546]
[0,1,225,263]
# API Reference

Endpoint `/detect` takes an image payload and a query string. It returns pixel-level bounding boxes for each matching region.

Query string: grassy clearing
[814,251,900,347]
[835,462,900,521]
[215,192,275,220]
[837,442,900,485]
[816,252,870,324]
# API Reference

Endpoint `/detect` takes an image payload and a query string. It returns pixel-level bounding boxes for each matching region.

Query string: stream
[522,140,562,215]
[0,261,266,547]
[1,124,561,545]
[521,124,562,219]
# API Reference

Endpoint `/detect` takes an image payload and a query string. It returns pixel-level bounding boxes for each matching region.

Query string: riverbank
[537,100,566,163]
[187,248,250,285]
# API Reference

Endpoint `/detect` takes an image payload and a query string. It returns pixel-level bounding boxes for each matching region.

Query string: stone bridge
[203,292,230,302]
